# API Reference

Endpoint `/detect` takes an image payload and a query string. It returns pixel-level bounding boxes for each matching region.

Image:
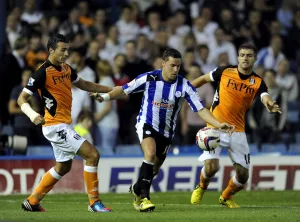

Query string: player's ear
[49,48,54,54]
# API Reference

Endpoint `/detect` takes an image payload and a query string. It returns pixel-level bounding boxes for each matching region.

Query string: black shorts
[139,123,172,161]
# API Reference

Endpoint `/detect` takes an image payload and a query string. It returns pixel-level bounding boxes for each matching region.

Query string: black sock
[137,161,154,199]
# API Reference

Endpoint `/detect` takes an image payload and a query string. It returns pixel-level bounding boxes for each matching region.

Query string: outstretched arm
[197,108,235,133]
[73,78,113,93]
[89,86,126,102]
[191,73,212,88]
[261,94,282,114]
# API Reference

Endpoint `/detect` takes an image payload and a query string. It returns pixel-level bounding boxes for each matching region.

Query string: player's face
[238,49,256,70]
[52,42,70,64]
[162,57,181,81]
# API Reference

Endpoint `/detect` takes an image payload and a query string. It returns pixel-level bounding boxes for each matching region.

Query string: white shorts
[198,132,250,169]
[42,123,86,162]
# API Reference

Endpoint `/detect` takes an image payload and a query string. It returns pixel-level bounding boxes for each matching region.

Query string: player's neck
[48,55,61,66]
[238,66,253,75]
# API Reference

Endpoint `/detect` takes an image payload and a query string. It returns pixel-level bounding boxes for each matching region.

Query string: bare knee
[86,149,100,166]
[54,160,72,176]
[235,164,249,184]
[205,159,219,177]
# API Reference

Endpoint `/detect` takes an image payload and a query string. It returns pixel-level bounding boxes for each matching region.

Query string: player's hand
[218,123,235,135]
[266,101,282,114]
[88,92,104,103]
[32,115,45,125]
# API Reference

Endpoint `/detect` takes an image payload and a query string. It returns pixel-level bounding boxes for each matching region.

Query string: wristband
[102,93,110,101]
[21,103,39,122]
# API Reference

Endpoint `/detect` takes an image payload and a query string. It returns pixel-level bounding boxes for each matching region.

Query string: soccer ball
[196,127,220,151]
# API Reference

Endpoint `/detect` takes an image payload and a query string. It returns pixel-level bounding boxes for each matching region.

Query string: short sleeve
[257,79,269,100]
[184,81,205,112]
[210,66,229,82]
[23,67,46,95]
[69,66,79,83]
[122,73,147,95]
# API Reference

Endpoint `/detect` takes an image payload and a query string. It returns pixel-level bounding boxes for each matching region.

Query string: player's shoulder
[220,65,238,73]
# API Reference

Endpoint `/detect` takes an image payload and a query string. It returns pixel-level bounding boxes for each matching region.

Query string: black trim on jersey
[68,65,79,82]
[211,85,220,112]
[46,60,62,72]
[146,73,160,82]
[25,64,47,93]
[254,76,268,99]
[40,87,57,117]
[211,65,236,82]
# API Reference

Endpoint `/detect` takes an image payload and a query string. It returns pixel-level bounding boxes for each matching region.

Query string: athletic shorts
[136,123,172,161]
[42,123,86,162]
[198,131,250,169]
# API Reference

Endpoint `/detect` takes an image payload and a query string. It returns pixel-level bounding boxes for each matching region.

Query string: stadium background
[0,0,300,196]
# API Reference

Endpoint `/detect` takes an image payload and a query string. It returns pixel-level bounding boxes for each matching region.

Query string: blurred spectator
[6,13,22,49]
[89,9,109,38]
[200,7,219,37]
[196,44,216,74]
[182,32,197,54]
[153,30,169,55]
[67,50,96,83]
[8,69,45,145]
[192,16,211,45]
[217,52,230,67]
[218,8,240,43]
[181,64,214,145]
[181,49,198,76]
[71,84,91,125]
[256,35,286,71]
[251,0,277,22]
[85,40,101,74]
[254,65,265,77]
[140,11,162,40]
[104,25,121,62]
[208,28,237,65]
[94,60,119,154]
[145,0,171,21]
[175,9,191,37]
[59,8,84,40]
[25,33,47,69]
[116,5,139,46]
[111,53,130,144]
[74,110,93,144]
[287,9,300,61]
[0,38,27,124]
[21,0,44,25]
[152,56,163,70]
[247,69,287,146]
[276,59,299,102]
[276,0,294,35]
[78,0,94,28]
[136,33,159,62]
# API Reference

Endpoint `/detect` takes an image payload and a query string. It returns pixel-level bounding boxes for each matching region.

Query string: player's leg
[22,160,72,212]
[219,132,250,208]
[77,140,112,212]
[191,158,219,204]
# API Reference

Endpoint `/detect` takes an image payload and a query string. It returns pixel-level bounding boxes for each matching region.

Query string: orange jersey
[24,60,79,126]
[207,66,268,132]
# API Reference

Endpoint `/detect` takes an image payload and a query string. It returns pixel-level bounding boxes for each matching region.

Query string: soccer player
[190,43,281,208]
[18,34,112,212]
[89,48,234,212]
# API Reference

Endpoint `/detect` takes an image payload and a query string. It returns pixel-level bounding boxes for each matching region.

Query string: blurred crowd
[0,0,300,154]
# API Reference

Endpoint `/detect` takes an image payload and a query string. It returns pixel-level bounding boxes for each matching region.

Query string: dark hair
[162,48,182,61]
[47,33,69,52]
[238,43,257,57]
[14,38,27,50]
[198,44,209,51]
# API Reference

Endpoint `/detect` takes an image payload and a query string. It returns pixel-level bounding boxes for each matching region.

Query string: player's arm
[90,73,147,103]
[73,78,113,93]
[17,91,45,125]
[259,80,282,114]
[197,108,234,132]
[191,73,212,88]
[191,66,225,88]
[17,68,46,125]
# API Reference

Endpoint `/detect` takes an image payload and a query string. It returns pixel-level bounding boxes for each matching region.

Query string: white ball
[196,127,220,151]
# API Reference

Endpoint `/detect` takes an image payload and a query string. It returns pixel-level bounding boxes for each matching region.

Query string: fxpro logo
[226,79,255,94]
[52,73,71,85]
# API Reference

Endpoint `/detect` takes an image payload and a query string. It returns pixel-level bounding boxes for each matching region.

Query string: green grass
[0,191,300,222]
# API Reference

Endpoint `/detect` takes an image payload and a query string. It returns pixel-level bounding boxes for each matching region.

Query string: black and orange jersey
[207,65,268,132]
[24,60,79,126]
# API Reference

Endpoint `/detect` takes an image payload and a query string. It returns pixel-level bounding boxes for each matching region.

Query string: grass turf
[0,191,299,222]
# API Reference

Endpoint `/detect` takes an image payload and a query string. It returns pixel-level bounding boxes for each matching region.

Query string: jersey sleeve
[257,79,269,100]
[23,67,46,95]
[69,66,79,83]
[209,66,228,82]
[122,73,147,95]
[184,81,205,112]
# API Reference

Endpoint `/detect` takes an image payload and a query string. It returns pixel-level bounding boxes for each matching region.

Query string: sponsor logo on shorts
[74,134,81,140]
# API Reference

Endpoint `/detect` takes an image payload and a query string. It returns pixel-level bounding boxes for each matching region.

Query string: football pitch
[1,191,299,222]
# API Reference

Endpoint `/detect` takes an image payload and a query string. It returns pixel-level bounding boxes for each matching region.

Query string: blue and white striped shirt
[122,70,204,139]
